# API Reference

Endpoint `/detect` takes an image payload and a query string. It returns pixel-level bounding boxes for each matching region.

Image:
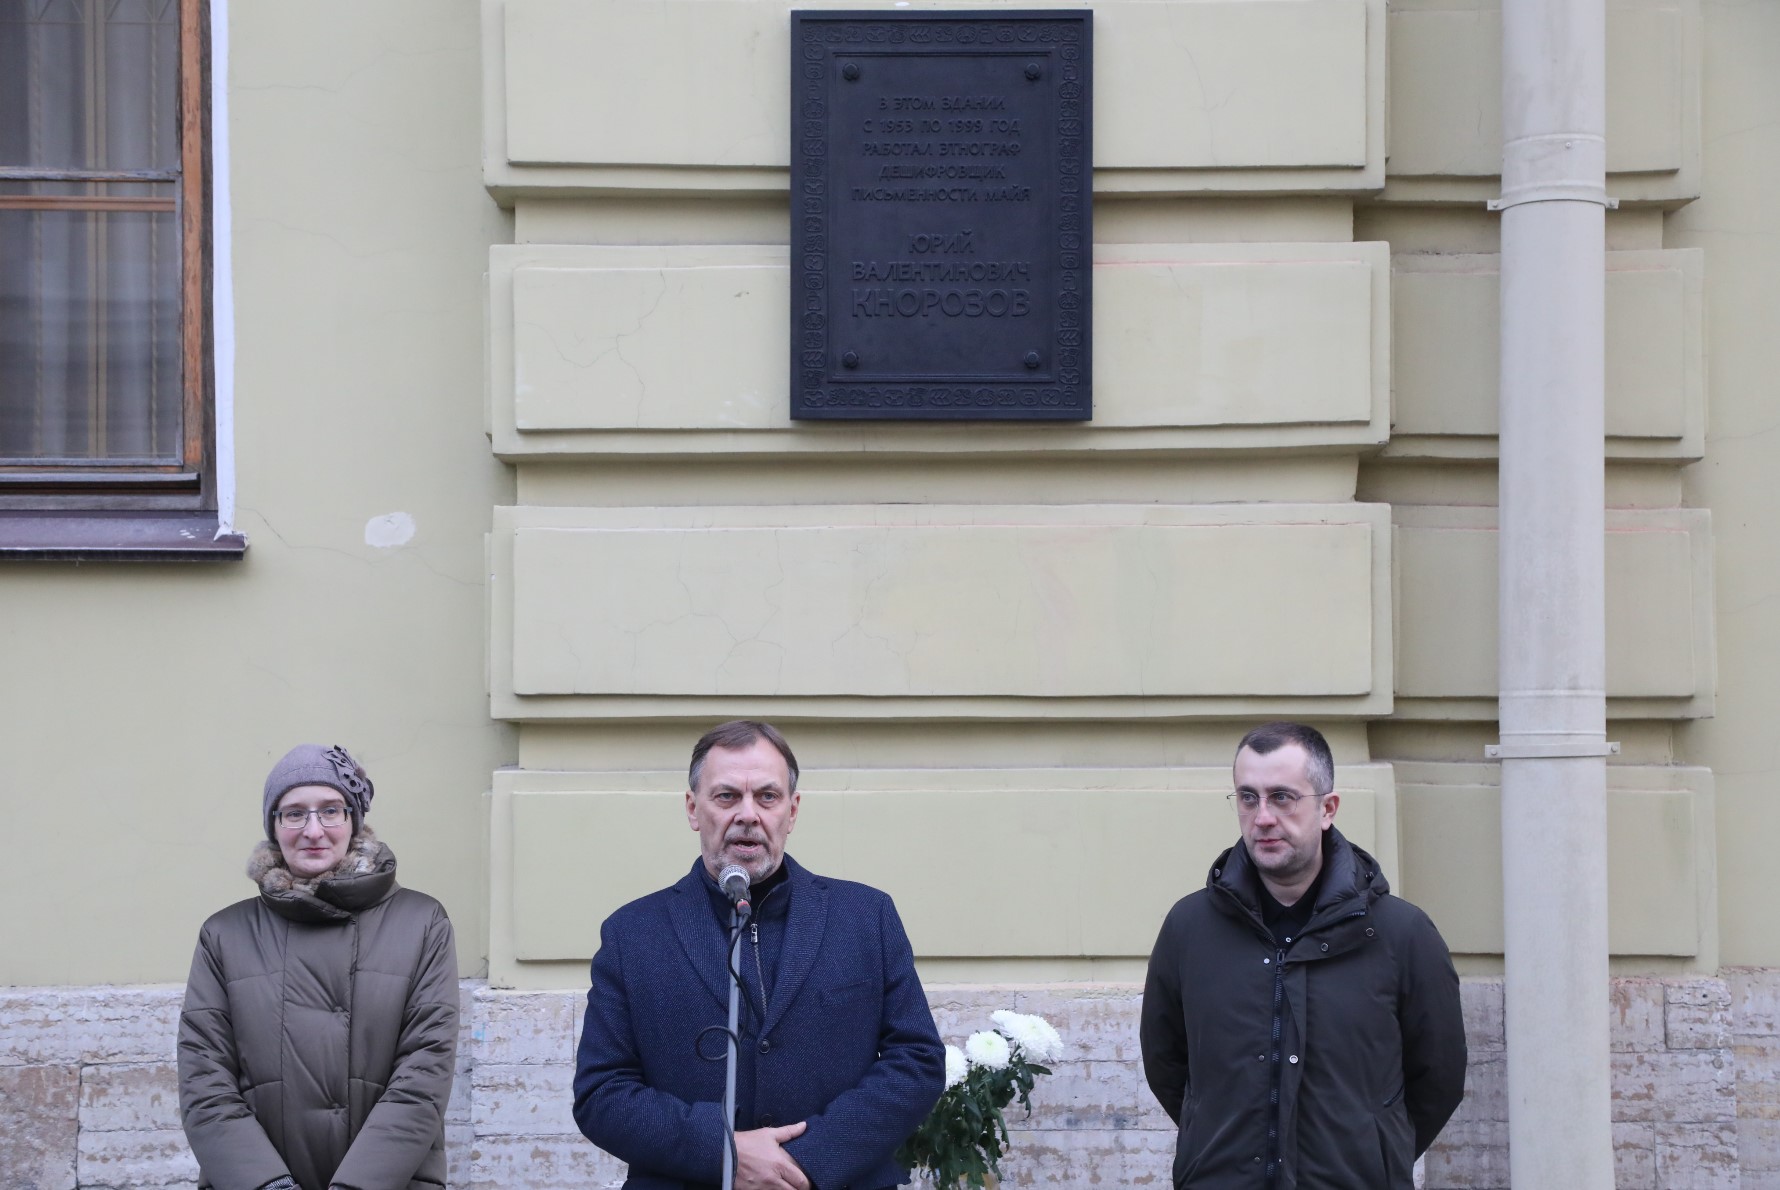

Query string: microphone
[718,865,752,914]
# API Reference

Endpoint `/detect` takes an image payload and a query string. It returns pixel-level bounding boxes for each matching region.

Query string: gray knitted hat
[262,744,375,840]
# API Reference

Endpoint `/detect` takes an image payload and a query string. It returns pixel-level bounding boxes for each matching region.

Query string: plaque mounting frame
[790,9,1093,422]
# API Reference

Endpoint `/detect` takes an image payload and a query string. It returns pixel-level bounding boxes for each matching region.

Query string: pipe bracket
[1485,741,1621,760]
[1488,186,1620,211]
[1494,133,1616,209]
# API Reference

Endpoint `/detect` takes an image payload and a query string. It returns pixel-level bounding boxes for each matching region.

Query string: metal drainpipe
[1488,0,1617,1181]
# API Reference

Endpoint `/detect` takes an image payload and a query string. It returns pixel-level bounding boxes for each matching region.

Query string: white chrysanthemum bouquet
[899,1010,1065,1188]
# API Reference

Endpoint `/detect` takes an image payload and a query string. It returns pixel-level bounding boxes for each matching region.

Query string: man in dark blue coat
[573,720,945,1190]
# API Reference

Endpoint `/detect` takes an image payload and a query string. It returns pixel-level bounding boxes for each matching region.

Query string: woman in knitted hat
[177,745,458,1190]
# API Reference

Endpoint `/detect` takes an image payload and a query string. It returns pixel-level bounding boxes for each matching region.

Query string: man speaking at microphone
[573,720,945,1190]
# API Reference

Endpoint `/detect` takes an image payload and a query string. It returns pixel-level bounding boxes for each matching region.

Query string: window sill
[0,512,248,562]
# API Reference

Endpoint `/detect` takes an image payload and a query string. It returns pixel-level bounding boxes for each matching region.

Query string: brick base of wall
[3,973,1776,1189]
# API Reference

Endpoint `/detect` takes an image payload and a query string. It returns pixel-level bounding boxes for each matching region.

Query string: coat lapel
[763,857,828,1037]
[666,864,731,1011]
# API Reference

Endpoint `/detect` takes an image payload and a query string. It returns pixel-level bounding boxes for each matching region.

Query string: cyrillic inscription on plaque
[791,10,1093,421]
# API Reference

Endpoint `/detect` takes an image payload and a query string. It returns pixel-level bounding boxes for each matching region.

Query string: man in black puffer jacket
[1141,722,1466,1189]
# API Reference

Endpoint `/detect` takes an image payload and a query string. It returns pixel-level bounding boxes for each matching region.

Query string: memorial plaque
[791,10,1092,421]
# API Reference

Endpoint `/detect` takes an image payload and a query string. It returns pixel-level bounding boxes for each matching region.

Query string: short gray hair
[688,720,800,794]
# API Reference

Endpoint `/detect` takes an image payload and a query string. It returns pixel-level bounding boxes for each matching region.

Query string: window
[0,0,241,558]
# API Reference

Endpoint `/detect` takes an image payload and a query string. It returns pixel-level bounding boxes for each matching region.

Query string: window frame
[0,0,242,560]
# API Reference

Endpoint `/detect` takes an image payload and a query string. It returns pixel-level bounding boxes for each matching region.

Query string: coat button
[760,1113,774,1126]
[759,1039,772,1054]
[1320,943,1329,952]
[1256,1053,1266,1061]
[1289,1054,1299,1064]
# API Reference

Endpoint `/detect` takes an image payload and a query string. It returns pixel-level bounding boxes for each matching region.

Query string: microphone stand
[723,898,751,1190]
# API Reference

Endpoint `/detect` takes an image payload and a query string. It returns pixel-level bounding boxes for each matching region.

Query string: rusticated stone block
[990,1125,1174,1186]
[1612,979,1669,1053]
[1448,1055,1506,1125]
[80,1062,182,1133]
[1737,1039,1780,1112]
[1132,1075,1177,1133]
[446,982,477,1129]
[1739,1114,1780,1173]
[1418,1118,1506,1189]
[1668,1002,1735,1050]
[467,1133,627,1189]
[0,988,182,1066]
[471,1063,579,1137]
[445,1122,474,1190]
[446,1054,473,1128]
[1655,1119,1738,1189]
[1006,1059,1148,1132]
[926,986,1050,1056]
[445,984,477,1127]
[1460,979,1505,1054]
[75,1127,198,1189]
[1666,980,1734,1050]
[1417,1118,1681,1190]
[1612,1050,1736,1123]
[13,975,1778,1190]
[0,1063,78,1190]
[922,987,997,1047]
[1729,967,1780,1036]
[472,988,580,1066]
[1010,985,1144,1063]
[456,981,478,1060]
[1612,1121,1657,1189]
[1670,980,1734,1009]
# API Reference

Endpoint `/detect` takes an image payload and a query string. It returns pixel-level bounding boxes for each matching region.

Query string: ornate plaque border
[790,9,1093,422]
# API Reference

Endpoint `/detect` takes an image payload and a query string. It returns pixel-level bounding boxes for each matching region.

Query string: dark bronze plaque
[791,10,1092,421]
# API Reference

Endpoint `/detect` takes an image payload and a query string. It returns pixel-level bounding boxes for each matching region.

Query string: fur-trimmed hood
[248,825,398,922]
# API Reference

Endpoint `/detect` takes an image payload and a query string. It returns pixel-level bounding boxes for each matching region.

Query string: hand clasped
[734,1120,811,1190]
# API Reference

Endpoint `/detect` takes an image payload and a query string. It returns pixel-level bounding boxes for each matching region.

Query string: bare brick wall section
[2,975,1776,1189]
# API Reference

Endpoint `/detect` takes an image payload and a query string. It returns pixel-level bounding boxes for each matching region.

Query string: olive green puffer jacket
[178,829,458,1190]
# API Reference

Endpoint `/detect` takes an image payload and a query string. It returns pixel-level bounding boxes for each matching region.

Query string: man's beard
[725,836,775,877]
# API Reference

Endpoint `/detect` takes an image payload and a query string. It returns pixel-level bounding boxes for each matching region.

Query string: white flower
[991,1010,1065,1063]
[1029,1017,1064,1062]
[964,1029,1011,1070]
[944,1044,968,1089]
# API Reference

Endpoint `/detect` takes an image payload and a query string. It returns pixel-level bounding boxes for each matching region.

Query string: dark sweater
[1257,844,1330,950]
[700,862,792,1038]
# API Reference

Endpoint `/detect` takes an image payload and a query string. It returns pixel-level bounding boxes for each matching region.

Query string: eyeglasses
[275,805,349,830]
[1227,790,1326,815]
